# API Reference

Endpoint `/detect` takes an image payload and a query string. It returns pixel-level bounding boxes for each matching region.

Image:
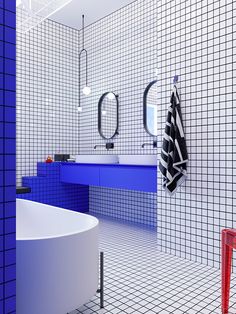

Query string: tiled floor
[70,215,236,314]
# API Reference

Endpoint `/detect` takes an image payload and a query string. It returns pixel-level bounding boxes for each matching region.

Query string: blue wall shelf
[61,163,157,193]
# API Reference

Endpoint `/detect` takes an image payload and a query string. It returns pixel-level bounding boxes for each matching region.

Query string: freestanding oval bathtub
[16,199,99,314]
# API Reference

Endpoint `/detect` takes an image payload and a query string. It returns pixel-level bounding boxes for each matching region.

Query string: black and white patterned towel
[159,85,188,195]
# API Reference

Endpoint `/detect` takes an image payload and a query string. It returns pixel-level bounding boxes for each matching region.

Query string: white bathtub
[16,199,99,314]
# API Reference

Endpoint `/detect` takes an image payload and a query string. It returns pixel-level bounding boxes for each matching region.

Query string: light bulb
[83,86,91,95]
[102,110,107,115]
[78,106,82,112]
[107,92,115,100]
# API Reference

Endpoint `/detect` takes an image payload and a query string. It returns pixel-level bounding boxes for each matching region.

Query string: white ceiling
[51,0,135,30]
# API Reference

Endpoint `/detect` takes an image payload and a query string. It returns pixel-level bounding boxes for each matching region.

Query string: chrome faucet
[142,141,157,148]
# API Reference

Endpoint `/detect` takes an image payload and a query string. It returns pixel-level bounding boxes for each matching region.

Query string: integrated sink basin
[118,155,157,166]
[75,155,157,166]
[75,155,119,164]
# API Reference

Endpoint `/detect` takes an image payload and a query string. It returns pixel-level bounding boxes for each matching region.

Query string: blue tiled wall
[18,163,89,213]
[0,1,16,313]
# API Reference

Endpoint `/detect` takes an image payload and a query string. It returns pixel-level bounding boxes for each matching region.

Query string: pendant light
[78,15,91,112]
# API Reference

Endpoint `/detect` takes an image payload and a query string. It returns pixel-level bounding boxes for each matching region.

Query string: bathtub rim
[16,198,99,241]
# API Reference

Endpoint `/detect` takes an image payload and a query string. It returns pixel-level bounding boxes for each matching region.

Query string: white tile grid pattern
[78,0,158,226]
[16,0,236,280]
[16,18,79,185]
[89,187,157,227]
[68,216,236,314]
[79,0,158,154]
[156,0,236,269]
[16,1,157,227]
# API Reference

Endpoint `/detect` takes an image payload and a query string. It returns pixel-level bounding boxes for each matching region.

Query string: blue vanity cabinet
[100,165,157,192]
[61,164,100,186]
[60,163,157,192]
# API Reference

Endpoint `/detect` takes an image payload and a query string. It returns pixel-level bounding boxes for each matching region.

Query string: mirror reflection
[143,80,158,136]
[98,92,119,140]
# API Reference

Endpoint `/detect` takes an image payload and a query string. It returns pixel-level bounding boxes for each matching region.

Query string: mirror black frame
[143,80,158,136]
[98,92,119,140]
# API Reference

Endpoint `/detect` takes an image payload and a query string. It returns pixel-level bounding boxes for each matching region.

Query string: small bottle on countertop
[45,156,53,163]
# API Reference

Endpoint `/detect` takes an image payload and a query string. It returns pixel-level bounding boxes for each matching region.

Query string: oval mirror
[143,80,158,136]
[98,92,119,140]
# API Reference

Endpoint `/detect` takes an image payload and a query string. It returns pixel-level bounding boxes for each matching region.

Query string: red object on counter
[45,156,53,163]
[221,229,236,314]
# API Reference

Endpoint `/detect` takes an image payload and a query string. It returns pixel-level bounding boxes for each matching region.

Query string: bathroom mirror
[143,80,158,136]
[98,92,119,140]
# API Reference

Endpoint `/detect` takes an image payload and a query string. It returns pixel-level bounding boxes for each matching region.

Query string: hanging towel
[159,85,188,196]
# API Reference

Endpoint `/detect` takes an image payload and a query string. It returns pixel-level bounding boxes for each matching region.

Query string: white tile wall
[156,0,236,269]
[79,0,236,268]
[78,0,158,227]
[78,0,158,154]
[16,1,157,227]
[16,18,79,185]
[16,0,236,268]
[89,187,157,227]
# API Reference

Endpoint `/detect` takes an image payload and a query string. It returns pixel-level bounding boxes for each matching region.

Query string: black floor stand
[97,251,104,308]
[67,252,104,314]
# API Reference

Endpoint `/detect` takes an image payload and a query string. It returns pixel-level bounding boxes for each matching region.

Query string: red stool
[222,229,236,314]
